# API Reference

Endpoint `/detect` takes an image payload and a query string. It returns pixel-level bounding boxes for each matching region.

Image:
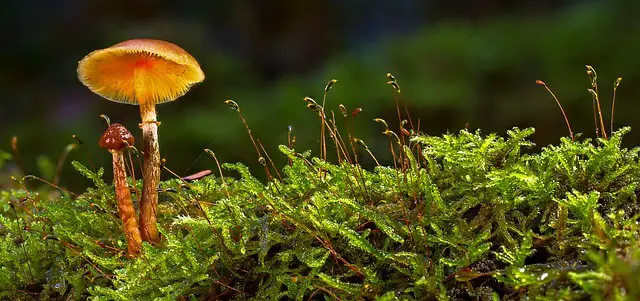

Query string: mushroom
[78,39,205,243]
[99,123,142,255]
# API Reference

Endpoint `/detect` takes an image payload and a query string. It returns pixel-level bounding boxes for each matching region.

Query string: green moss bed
[1,125,640,300]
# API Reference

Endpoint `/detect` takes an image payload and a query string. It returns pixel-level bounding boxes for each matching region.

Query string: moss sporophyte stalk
[1,59,638,299]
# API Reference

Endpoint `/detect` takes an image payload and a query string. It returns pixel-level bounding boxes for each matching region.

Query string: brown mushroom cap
[78,39,205,106]
[99,123,135,151]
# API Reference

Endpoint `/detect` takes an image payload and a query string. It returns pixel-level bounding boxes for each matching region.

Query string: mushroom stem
[139,102,161,243]
[111,149,142,255]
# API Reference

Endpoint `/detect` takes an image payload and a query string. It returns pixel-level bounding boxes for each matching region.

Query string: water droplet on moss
[540,272,548,280]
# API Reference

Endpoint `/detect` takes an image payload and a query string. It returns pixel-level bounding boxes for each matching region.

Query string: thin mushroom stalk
[78,39,205,244]
[139,102,161,243]
[112,149,143,255]
[99,123,142,256]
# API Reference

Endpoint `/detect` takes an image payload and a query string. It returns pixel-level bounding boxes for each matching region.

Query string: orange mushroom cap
[78,39,205,105]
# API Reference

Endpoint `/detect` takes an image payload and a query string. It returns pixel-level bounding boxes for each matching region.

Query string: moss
[1,125,639,300]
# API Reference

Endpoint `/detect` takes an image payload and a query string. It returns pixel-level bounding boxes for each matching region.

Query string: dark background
[1,0,639,190]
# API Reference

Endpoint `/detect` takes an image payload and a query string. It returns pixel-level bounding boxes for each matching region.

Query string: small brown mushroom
[78,39,205,243]
[99,123,142,256]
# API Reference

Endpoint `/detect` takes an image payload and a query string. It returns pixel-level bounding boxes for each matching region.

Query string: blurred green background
[1,0,639,190]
